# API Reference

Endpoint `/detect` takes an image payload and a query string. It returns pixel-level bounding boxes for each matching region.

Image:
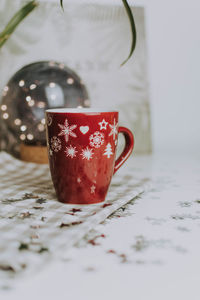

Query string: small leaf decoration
[38,247,49,253]
[18,243,29,251]
[60,0,64,11]
[0,1,38,49]
[121,0,137,66]
[0,264,15,272]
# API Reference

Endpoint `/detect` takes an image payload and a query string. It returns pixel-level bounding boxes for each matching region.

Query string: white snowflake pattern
[81,147,93,161]
[103,143,113,158]
[51,136,61,152]
[46,115,52,126]
[98,119,108,130]
[90,185,96,194]
[77,177,81,183]
[89,131,104,148]
[65,145,77,158]
[58,118,77,143]
[109,119,118,140]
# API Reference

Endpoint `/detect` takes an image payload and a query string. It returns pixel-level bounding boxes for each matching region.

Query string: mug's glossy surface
[46,109,134,204]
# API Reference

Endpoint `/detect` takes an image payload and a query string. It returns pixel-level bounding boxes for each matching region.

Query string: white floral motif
[47,115,52,126]
[103,143,113,158]
[98,119,108,130]
[51,136,61,152]
[90,185,96,194]
[58,118,77,143]
[109,119,118,140]
[65,145,77,158]
[81,147,93,161]
[89,131,104,148]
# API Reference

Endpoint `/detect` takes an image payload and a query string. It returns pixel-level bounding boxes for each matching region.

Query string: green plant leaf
[121,0,137,66]
[60,0,64,11]
[0,1,38,49]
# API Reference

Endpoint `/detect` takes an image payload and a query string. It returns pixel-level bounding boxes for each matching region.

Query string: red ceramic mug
[46,108,134,204]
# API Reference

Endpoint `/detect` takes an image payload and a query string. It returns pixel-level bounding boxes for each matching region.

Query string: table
[1,152,200,300]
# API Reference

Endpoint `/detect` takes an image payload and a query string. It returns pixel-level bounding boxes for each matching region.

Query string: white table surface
[2,153,200,300]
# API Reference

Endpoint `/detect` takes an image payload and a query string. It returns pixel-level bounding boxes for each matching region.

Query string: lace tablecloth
[2,153,199,299]
[0,152,149,289]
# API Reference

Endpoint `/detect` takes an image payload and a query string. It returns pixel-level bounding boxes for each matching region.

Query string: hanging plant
[0,0,136,65]
[121,0,137,65]
[0,1,38,49]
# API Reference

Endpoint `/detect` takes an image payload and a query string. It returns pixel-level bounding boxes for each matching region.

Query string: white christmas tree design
[58,118,77,143]
[89,131,104,148]
[90,184,96,194]
[103,143,113,158]
[109,119,118,140]
[98,119,108,130]
[65,145,77,158]
[81,147,94,161]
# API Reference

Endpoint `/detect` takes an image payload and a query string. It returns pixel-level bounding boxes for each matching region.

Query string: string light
[14,119,22,126]
[19,80,25,87]
[37,101,45,108]
[1,61,89,152]
[67,78,74,85]
[3,86,9,92]
[3,113,9,119]
[28,100,35,107]
[26,96,31,102]
[49,82,55,88]
[37,124,45,131]
[30,84,36,90]
[2,86,9,96]
[59,63,65,69]
[1,105,7,111]
[20,134,26,141]
[27,134,34,140]
[20,125,27,132]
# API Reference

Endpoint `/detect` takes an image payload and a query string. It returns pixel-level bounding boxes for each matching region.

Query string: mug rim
[46,108,118,113]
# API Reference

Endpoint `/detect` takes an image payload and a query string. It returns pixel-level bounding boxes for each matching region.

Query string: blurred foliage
[0,0,136,64]
[0,1,38,49]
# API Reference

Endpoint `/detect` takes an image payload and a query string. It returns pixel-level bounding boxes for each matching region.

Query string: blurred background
[0,1,200,296]
[138,0,200,156]
[0,0,199,158]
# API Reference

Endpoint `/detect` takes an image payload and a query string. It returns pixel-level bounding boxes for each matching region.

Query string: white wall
[140,0,200,155]
[44,0,200,155]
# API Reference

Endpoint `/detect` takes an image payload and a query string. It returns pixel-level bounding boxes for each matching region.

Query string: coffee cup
[46,108,134,204]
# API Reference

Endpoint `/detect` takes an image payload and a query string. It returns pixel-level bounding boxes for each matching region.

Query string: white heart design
[80,126,89,134]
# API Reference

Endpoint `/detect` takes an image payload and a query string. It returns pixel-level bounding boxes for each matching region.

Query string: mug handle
[114,127,134,174]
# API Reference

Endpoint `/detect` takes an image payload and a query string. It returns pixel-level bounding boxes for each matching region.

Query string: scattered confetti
[60,221,83,228]
[0,265,15,272]
[18,243,29,251]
